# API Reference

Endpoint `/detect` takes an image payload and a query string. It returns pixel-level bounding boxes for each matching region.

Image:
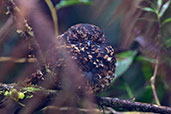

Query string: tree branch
[0,83,170,114]
[96,97,171,114]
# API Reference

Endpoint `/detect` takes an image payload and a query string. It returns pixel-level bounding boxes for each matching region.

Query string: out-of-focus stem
[45,0,59,37]
[150,56,160,106]
[0,57,36,63]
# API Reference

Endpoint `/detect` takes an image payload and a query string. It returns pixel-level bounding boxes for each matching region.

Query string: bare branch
[0,57,36,63]
[0,83,170,114]
[150,56,160,105]
[96,97,171,114]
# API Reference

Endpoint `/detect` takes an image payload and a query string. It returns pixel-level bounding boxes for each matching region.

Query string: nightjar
[26,24,116,93]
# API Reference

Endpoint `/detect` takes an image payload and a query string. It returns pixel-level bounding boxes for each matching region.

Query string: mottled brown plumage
[26,24,116,93]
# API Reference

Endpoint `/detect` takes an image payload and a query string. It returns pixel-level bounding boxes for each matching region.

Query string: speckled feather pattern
[26,24,116,93]
[46,24,116,93]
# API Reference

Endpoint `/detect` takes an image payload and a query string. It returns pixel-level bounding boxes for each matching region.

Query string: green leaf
[142,0,157,10]
[136,56,156,63]
[124,82,134,98]
[159,1,170,17]
[114,51,137,78]
[22,87,41,93]
[162,17,171,25]
[56,0,91,10]
[157,0,163,10]
[142,61,153,81]
[141,7,157,14]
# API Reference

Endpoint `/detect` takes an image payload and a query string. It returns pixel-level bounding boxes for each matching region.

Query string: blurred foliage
[141,0,170,19]
[0,0,171,113]
[115,50,137,78]
[55,0,91,10]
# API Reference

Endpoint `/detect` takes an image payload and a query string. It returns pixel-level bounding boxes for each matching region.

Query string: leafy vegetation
[0,0,170,113]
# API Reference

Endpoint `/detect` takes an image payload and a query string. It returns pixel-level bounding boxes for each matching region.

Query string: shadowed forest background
[0,0,171,114]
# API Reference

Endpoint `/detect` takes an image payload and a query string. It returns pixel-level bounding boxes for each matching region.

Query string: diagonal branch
[0,15,15,44]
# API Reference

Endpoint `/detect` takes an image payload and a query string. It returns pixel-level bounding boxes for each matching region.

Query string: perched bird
[26,24,116,93]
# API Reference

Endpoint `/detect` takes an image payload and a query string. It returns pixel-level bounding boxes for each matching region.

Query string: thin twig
[5,0,52,76]
[0,57,36,63]
[42,106,112,113]
[150,56,160,105]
